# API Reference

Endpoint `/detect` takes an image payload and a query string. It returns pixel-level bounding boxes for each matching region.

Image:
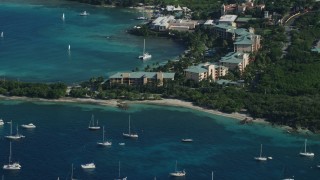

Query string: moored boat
[21,123,36,129]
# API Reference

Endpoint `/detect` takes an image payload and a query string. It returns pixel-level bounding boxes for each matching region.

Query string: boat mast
[102,126,105,142]
[175,160,177,172]
[304,139,307,153]
[128,115,131,135]
[10,120,12,135]
[260,144,263,157]
[212,171,214,180]
[143,39,146,55]
[71,164,74,180]
[8,142,12,165]
[118,161,121,178]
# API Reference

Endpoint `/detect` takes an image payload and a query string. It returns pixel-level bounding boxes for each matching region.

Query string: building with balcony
[184,63,228,82]
[109,72,175,86]
[219,52,249,73]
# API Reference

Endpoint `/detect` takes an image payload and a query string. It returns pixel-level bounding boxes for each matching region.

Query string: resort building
[213,23,237,40]
[184,63,228,82]
[221,0,265,15]
[219,52,249,73]
[109,72,175,86]
[234,34,261,53]
[218,15,238,27]
[151,16,175,31]
[168,19,198,31]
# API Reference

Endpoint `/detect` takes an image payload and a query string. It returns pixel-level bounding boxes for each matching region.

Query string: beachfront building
[168,19,198,31]
[109,72,175,86]
[184,63,228,82]
[151,16,175,31]
[219,52,249,73]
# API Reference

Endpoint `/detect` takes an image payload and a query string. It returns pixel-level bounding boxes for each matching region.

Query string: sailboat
[299,139,314,157]
[3,142,21,170]
[97,126,112,146]
[88,114,101,130]
[81,162,96,169]
[123,115,138,138]
[254,144,267,161]
[138,39,152,60]
[70,164,76,180]
[5,121,25,140]
[114,161,127,180]
[169,160,186,177]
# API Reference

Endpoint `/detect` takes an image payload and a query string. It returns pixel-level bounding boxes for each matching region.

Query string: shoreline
[0,95,264,122]
[0,96,310,135]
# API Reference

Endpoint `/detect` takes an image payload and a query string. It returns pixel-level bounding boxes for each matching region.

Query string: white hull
[3,163,21,170]
[299,152,314,157]
[169,171,186,177]
[114,177,127,180]
[97,141,112,146]
[88,126,101,130]
[81,163,95,169]
[80,11,89,16]
[0,119,4,126]
[123,133,138,138]
[254,157,267,161]
[21,123,36,129]
[5,135,25,140]
[138,53,152,60]
[181,139,193,142]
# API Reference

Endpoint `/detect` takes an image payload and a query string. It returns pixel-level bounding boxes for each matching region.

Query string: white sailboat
[97,126,112,146]
[81,162,96,169]
[169,160,186,177]
[21,123,36,129]
[299,139,314,157]
[79,11,89,16]
[123,115,138,138]
[3,142,21,170]
[254,144,267,161]
[88,114,101,130]
[114,161,127,180]
[5,121,25,140]
[138,39,152,60]
[181,138,193,142]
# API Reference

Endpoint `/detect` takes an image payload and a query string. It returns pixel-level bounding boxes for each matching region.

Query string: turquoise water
[0,0,184,84]
[1,1,320,180]
[0,100,319,180]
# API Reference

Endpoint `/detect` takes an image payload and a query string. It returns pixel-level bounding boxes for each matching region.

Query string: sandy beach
[0,95,263,122]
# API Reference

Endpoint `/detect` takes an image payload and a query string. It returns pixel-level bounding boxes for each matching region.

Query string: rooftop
[220,52,247,64]
[184,66,208,74]
[219,15,238,22]
[109,72,175,79]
